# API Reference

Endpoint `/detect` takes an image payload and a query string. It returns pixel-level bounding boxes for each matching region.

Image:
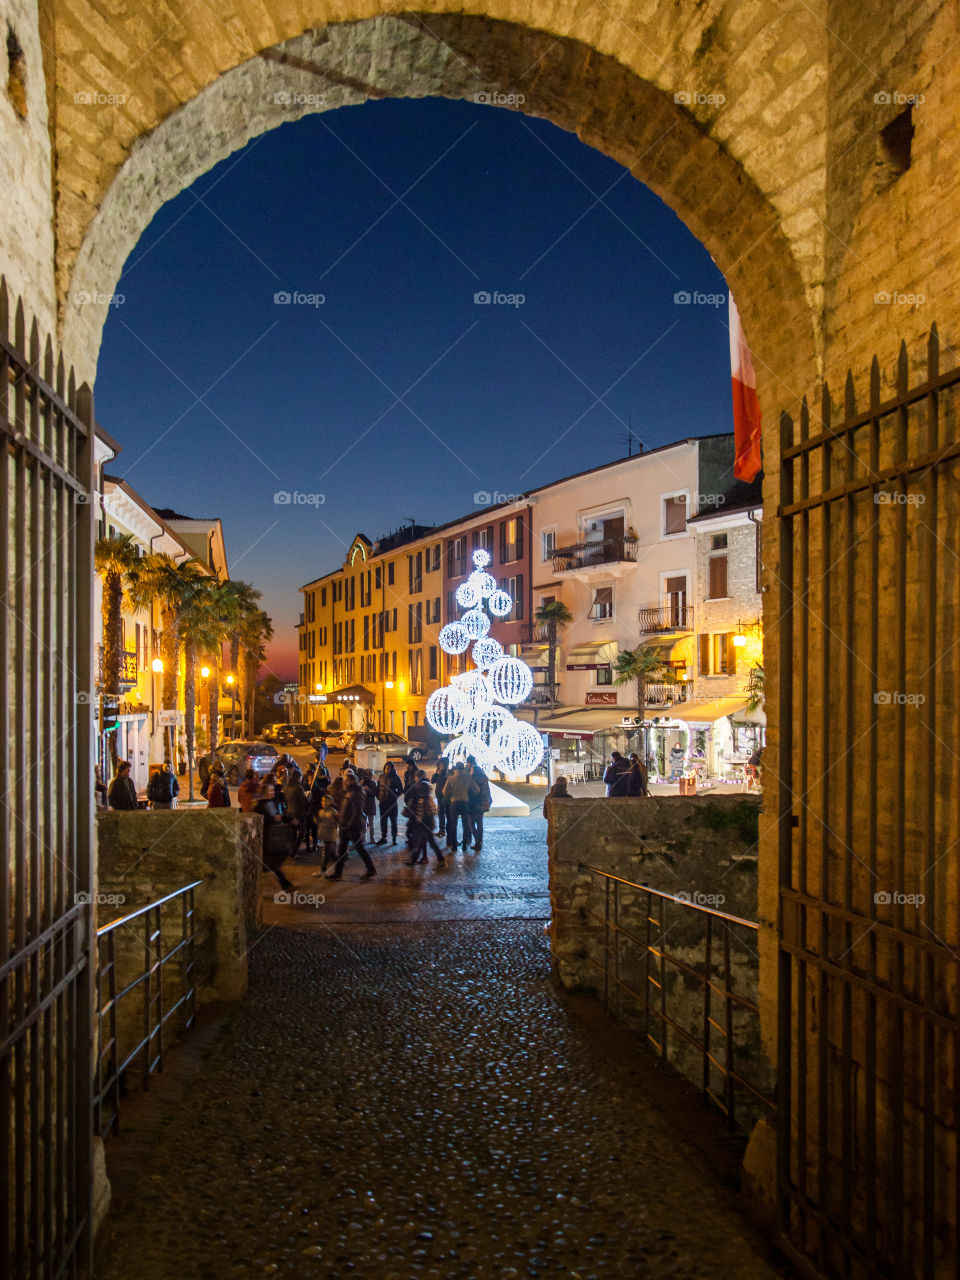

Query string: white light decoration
[439,621,470,654]
[489,655,533,704]
[464,704,510,748]
[442,735,473,766]
[487,589,512,618]
[471,637,504,670]
[425,687,469,735]
[472,548,491,568]
[460,608,491,639]
[491,720,544,774]
[458,670,495,711]
[455,580,479,609]
[468,570,497,599]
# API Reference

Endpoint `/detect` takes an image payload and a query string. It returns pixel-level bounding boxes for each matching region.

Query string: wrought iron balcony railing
[520,623,551,645]
[525,683,559,706]
[645,682,687,706]
[553,536,638,573]
[637,604,694,632]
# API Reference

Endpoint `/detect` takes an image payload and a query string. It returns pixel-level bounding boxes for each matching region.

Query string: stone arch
[62,11,819,435]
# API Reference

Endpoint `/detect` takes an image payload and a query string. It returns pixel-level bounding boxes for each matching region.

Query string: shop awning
[565,640,619,671]
[671,697,747,723]
[326,684,376,706]
[536,708,628,734]
[520,641,549,671]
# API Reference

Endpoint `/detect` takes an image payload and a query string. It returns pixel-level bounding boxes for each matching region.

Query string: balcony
[553,537,638,577]
[646,682,687,707]
[638,603,694,633]
[520,623,550,645]
[525,683,560,706]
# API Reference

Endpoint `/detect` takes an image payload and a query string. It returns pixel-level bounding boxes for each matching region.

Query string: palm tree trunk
[637,675,647,770]
[103,568,123,768]
[183,635,196,801]
[547,621,558,708]
[160,606,179,763]
[208,652,220,756]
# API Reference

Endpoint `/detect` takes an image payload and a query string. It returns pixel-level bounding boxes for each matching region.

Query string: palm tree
[744,663,765,715]
[202,580,242,756]
[533,599,573,708]
[127,554,208,762]
[614,644,676,765]
[94,533,140,768]
[238,608,273,737]
[178,587,222,801]
[221,579,262,736]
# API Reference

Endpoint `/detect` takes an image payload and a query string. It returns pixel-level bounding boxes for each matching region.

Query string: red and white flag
[729,294,762,482]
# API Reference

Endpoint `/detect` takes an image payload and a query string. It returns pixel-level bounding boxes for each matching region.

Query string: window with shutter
[663,495,687,535]
[709,555,728,599]
[699,634,711,675]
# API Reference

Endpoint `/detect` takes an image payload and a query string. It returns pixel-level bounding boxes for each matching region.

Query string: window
[375,565,382,590]
[711,532,728,550]
[392,651,397,681]
[431,544,441,572]
[499,575,524,621]
[541,529,557,561]
[708,555,728,599]
[447,536,467,578]
[500,516,523,563]
[663,494,687,536]
[591,586,614,620]
[429,646,438,680]
[597,666,613,686]
[363,616,369,650]
[388,562,395,586]
[408,648,423,695]
[407,602,422,643]
[472,526,494,557]
[699,633,737,675]
[408,551,422,594]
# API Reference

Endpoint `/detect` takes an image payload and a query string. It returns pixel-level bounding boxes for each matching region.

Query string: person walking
[147,761,179,809]
[403,771,446,867]
[402,759,418,799]
[238,768,261,812]
[256,776,295,892]
[283,768,309,851]
[546,776,571,799]
[360,769,378,842]
[627,752,649,797]
[315,794,339,871]
[430,759,449,838]
[466,756,492,852]
[206,762,231,807]
[443,762,478,853]
[375,761,403,845]
[327,774,377,881]
[603,751,631,797]
[107,760,138,810]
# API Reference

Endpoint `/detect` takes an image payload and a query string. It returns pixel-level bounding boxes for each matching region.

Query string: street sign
[157,709,183,726]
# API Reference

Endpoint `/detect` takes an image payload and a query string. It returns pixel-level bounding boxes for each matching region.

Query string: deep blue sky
[96,97,730,678]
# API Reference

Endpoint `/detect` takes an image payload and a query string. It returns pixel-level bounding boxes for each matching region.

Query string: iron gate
[1,279,96,1278]
[776,325,960,1279]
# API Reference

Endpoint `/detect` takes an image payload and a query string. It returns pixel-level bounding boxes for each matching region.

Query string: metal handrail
[578,864,774,1129]
[94,879,206,1138]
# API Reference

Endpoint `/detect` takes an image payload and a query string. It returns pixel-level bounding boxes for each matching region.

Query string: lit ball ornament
[455,580,479,609]
[487,589,512,618]
[464,704,510,749]
[442,736,471,766]
[460,608,491,639]
[438,622,470,654]
[472,548,491,568]
[471,637,504,670]
[468,570,497,599]
[489,656,534,704]
[459,670,495,711]
[492,720,545,774]
[425,687,468,735]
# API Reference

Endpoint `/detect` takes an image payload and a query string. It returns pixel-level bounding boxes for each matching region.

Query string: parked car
[217,740,280,783]
[261,723,286,743]
[323,731,428,763]
[274,723,314,745]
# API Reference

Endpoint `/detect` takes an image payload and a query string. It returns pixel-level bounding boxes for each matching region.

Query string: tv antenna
[618,415,643,458]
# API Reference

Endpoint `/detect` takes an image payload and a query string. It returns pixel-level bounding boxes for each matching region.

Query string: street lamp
[151,656,164,743]
[226,673,237,738]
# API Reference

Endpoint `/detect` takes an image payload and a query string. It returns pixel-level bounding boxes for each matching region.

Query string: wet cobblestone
[98,921,781,1280]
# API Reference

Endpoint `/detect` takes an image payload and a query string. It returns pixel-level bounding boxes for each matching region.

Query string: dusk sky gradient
[95,97,731,680]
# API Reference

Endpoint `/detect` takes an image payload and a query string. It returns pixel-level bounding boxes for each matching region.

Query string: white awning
[565,640,619,670]
[671,697,748,723]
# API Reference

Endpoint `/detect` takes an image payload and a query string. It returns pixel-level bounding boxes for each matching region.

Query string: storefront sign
[585,691,617,706]
[567,662,604,671]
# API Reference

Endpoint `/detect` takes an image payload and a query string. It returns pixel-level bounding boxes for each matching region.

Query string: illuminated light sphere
[472,548,491,568]
[459,670,495,711]
[471,637,504,670]
[442,735,472,766]
[460,608,491,639]
[492,720,545,774]
[489,655,534,704]
[468,570,497,599]
[439,622,471,654]
[464,704,510,749]
[425,686,469,735]
[487,589,512,618]
[455,580,479,609]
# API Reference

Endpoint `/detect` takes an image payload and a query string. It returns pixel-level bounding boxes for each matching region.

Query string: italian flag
[729,294,762,482]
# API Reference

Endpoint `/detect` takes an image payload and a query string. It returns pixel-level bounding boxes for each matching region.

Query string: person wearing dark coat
[375,762,403,845]
[402,760,418,799]
[327,776,376,881]
[443,763,479,853]
[403,773,445,867]
[546,776,571,799]
[107,761,138,810]
[465,757,492,852]
[207,764,231,808]
[430,760,449,837]
[283,771,309,850]
[626,753,649,797]
[603,751,631,797]
[147,761,179,809]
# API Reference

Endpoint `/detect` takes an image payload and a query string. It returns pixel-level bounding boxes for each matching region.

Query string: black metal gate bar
[776,325,960,1279]
[1,277,94,1280]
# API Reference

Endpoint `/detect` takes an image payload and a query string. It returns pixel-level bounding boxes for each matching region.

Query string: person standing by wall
[107,760,138,810]
[465,755,492,852]
[147,760,179,809]
[602,751,630,797]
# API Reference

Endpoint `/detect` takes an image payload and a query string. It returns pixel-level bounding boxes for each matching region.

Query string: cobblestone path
[98,921,781,1280]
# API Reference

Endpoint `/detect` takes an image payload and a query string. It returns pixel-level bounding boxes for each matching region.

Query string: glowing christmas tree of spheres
[426,548,544,774]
